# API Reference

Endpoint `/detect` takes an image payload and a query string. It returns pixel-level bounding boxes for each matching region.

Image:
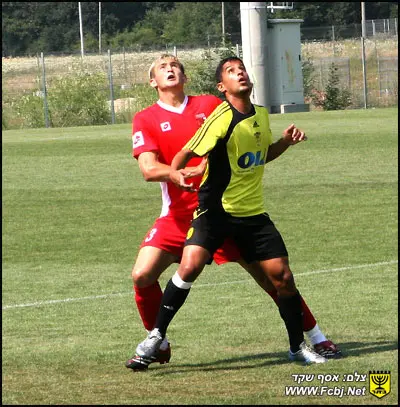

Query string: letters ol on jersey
[238,150,267,169]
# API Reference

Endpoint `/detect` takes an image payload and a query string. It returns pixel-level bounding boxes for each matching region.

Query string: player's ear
[217,82,225,93]
[149,78,158,89]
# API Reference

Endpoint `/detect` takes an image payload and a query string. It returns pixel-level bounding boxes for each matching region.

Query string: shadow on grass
[339,340,398,357]
[149,340,398,375]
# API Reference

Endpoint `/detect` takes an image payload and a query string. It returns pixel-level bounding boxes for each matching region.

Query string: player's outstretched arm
[266,124,307,163]
[184,156,208,178]
[137,151,172,182]
[170,148,200,192]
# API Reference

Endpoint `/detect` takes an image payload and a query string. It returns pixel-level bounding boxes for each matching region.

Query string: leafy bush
[8,72,111,128]
[311,62,352,110]
[302,53,316,101]
[47,72,110,127]
[11,93,46,129]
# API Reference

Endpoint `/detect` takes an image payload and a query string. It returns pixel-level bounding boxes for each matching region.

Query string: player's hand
[170,169,197,192]
[282,123,307,145]
[184,157,208,178]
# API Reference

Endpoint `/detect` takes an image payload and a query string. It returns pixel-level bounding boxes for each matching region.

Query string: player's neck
[158,90,187,108]
[226,94,253,114]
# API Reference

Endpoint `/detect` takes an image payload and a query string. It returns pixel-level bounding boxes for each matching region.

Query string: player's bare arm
[266,123,307,163]
[170,148,200,192]
[139,151,207,185]
[137,151,172,182]
[180,156,207,177]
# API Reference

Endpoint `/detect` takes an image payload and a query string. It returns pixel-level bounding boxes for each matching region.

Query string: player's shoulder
[209,100,231,117]
[133,102,159,121]
[254,103,269,114]
[200,101,231,130]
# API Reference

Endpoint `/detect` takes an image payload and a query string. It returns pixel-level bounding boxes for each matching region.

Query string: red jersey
[132,94,222,218]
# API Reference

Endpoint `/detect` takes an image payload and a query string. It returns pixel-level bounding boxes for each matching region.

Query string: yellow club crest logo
[186,227,194,240]
[369,370,391,399]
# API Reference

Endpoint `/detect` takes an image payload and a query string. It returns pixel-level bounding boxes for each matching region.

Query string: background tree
[162,2,222,46]
[2,2,398,56]
[311,62,352,111]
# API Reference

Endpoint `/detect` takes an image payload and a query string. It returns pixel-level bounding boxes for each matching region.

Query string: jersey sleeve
[184,102,232,157]
[132,111,158,159]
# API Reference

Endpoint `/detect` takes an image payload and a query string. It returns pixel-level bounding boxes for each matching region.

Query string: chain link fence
[2,20,398,129]
[301,18,398,41]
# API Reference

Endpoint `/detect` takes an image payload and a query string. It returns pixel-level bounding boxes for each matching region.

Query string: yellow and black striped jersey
[184,101,273,217]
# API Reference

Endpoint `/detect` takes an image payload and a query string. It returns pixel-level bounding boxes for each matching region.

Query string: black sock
[154,278,191,338]
[277,291,304,353]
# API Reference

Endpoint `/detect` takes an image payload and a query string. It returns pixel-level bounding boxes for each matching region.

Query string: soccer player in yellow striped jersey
[184,97,273,217]
[129,57,329,370]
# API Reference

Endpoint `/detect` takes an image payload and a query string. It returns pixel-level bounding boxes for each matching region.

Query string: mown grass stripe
[3,260,397,310]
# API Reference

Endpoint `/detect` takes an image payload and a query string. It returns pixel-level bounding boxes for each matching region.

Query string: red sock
[134,282,163,331]
[266,290,317,332]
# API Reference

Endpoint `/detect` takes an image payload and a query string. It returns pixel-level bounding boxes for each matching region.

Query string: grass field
[2,107,398,405]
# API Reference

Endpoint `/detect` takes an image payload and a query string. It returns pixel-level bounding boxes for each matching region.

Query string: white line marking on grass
[2,260,397,310]
[2,292,127,310]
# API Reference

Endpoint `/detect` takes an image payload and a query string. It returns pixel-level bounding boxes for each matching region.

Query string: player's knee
[178,261,203,282]
[276,267,296,293]
[267,261,295,289]
[131,266,156,287]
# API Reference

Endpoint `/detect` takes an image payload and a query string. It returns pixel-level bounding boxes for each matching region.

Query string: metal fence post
[347,58,351,91]
[332,25,336,57]
[377,55,381,97]
[361,37,368,109]
[40,52,50,128]
[319,59,323,88]
[108,49,115,124]
[36,52,41,89]
[123,46,127,83]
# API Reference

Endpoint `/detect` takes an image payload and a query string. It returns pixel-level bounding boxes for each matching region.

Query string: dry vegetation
[2,37,398,93]
[302,36,398,59]
[2,37,397,129]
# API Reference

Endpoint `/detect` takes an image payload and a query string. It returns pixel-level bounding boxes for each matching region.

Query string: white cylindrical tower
[240,2,270,110]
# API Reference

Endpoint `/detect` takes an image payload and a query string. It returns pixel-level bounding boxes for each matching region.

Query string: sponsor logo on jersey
[254,131,261,147]
[193,208,208,219]
[186,227,194,240]
[195,113,206,126]
[132,131,145,148]
[160,121,172,132]
[237,150,267,169]
[369,371,391,399]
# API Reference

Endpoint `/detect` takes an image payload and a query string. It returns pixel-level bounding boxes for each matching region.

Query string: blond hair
[148,54,185,79]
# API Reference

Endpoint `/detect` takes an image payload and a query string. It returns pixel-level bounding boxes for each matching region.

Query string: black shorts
[185,208,288,263]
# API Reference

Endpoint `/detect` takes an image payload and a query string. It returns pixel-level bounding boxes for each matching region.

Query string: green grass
[2,108,398,405]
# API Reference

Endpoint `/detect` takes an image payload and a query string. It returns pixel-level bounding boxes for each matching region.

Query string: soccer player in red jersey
[126,54,340,370]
